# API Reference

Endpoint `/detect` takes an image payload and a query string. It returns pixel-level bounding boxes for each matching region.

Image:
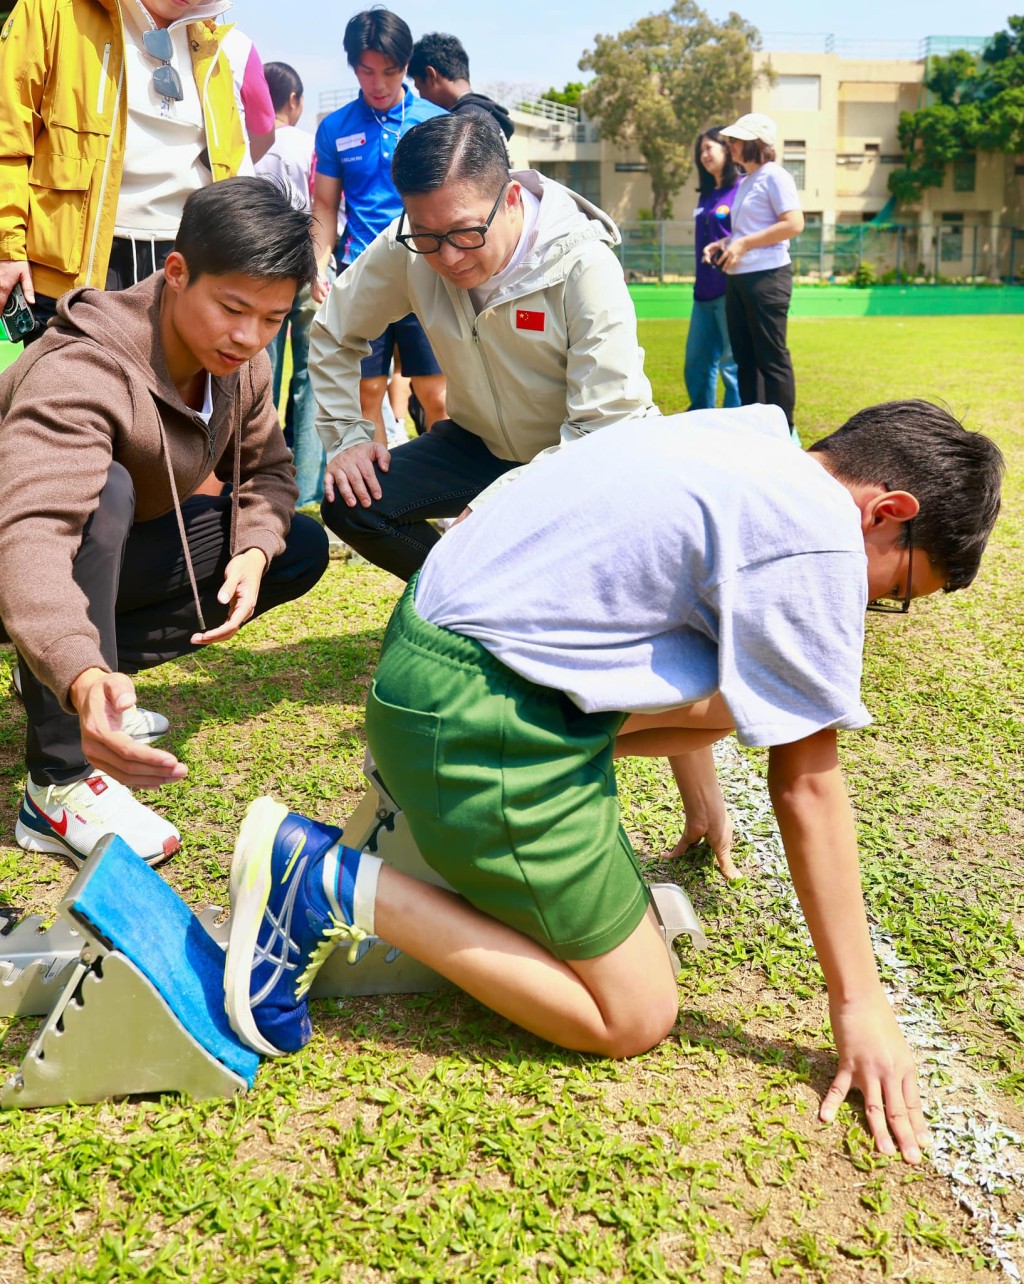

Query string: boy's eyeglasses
[867,517,915,614]
[396,182,509,254]
[143,28,184,103]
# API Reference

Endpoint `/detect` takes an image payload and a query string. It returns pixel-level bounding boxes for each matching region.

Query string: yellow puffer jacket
[0,0,248,299]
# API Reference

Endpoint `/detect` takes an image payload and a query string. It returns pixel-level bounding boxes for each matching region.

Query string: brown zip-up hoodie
[0,273,298,708]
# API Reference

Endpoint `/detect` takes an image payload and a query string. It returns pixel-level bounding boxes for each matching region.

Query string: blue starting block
[2,835,259,1109]
[2,760,707,1109]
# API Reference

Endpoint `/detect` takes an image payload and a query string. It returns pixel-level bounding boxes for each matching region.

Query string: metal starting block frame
[1,757,708,1109]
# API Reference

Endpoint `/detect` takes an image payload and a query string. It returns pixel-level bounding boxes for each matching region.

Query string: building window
[775,75,821,112]
[536,161,601,207]
[865,142,880,154]
[952,153,976,192]
[940,214,964,262]
[784,154,806,190]
[614,162,648,172]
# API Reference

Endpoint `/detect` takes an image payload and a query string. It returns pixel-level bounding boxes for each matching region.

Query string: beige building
[498,34,1023,279]
[744,38,1021,277]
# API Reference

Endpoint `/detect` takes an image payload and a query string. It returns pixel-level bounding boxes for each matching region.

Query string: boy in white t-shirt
[223,400,1003,1166]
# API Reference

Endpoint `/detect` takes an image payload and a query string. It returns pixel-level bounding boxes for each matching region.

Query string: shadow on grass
[0,986,831,1108]
[0,628,388,765]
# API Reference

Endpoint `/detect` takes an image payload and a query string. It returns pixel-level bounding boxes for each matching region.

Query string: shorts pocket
[365,681,442,818]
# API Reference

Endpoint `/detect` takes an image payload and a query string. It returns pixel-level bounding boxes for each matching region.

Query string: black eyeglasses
[396,182,509,254]
[143,28,184,103]
[867,516,915,614]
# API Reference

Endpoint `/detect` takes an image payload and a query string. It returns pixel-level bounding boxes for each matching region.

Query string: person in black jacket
[408,33,514,141]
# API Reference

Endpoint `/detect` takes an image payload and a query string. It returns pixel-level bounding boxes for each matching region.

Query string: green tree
[578,0,765,219]
[890,16,1024,205]
[542,81,586,108]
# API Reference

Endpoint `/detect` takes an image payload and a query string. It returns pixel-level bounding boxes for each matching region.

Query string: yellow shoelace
[295,917,370,998]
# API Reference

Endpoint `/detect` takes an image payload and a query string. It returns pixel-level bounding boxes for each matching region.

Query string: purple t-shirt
[693,181,740,302]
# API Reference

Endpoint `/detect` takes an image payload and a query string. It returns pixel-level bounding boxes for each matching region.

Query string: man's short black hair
[809,400,1004,591]
[175,178,317,289]
[263,61,303,113]
[392,112,509,197]
[343,8,413,71]
[408,32,470,83]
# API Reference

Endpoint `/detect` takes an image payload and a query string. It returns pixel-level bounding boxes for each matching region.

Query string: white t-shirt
[115,0,236,238]
[415,406,872,747]
[728,162,801,275]
[256,125,315,213]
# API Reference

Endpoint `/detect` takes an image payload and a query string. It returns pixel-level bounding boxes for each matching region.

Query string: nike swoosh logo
[49,808,69,836]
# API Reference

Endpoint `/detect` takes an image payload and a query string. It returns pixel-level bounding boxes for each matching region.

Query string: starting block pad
[2,761,708,1108]
[2,835,259,1110]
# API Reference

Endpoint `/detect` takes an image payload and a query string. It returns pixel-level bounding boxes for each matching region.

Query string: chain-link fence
[616,221,1024,285]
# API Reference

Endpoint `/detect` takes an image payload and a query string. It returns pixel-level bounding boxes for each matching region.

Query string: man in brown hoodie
[0,177,328,866]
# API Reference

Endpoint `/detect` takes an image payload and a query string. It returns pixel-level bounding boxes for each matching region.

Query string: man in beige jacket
[309,111,656,580]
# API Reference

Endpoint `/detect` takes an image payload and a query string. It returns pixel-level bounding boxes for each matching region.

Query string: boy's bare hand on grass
[821,991,930,1164]
[663,810,737,881]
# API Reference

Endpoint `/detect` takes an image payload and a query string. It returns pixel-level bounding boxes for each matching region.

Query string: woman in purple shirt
[685,127,742,410]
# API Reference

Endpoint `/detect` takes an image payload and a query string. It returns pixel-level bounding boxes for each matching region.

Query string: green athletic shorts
[364,576,650,961]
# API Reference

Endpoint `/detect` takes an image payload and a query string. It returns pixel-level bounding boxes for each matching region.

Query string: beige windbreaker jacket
[309,171,657,465]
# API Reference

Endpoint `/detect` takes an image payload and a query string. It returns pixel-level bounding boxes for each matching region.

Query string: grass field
[1,315,1022,1281]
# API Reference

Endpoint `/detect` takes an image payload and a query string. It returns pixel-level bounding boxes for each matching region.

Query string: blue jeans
[684,295,740,411]
[268,285,324,507]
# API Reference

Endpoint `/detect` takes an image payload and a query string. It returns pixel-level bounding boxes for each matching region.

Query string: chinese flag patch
[516,309,546,332]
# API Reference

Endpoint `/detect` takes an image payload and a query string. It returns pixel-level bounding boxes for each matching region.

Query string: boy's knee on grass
[598,988,680,1060]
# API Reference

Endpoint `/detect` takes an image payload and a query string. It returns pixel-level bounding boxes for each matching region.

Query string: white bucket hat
[720,112,778,148]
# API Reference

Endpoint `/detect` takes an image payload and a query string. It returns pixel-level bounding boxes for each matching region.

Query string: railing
[615,220,1024,284]
[319,88,358,114]
[513,95,579,125]
[760,31,993,60]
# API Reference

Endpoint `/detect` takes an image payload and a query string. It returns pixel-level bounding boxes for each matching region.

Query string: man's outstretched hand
[71,668,186,788]
[190,548,267,646]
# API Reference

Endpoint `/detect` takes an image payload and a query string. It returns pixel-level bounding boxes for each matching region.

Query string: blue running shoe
[224,797,369,1057]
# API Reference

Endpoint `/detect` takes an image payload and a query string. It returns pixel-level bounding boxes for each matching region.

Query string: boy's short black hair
[175,177,317,289]
[392,112,509,196]
[408,33,470,83]
[343,8,413,71]
[809,400,1004,591]
[263,61,303,113]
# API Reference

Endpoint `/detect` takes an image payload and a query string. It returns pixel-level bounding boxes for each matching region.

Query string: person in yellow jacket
[0,0,249,341]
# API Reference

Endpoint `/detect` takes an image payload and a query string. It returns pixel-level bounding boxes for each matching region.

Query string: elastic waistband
[396,572,512,680]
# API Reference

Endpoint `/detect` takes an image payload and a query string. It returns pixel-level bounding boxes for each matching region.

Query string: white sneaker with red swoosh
[16,773,180,868]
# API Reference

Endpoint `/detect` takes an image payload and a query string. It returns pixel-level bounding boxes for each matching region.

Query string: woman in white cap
[704,113,804,434]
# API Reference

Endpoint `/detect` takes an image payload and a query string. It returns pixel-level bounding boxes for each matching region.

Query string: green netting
[627,283,1024,319]
[617,220,1024,286]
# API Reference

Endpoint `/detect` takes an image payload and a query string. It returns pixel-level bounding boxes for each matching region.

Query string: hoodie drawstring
[155,390,244,636]
[158,417,207,634]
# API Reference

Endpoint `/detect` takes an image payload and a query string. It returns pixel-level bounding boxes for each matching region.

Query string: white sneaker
[16,773,181,868]
[10,665,169,743]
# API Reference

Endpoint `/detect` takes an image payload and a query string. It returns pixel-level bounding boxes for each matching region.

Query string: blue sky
[233,0,1017,127]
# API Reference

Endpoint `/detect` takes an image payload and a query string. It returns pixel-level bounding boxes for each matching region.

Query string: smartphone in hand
[1,283,37,342]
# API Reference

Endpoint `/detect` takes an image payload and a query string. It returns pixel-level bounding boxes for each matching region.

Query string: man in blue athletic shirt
[311,9,447,439]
